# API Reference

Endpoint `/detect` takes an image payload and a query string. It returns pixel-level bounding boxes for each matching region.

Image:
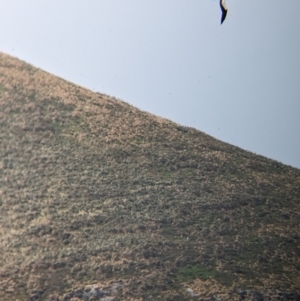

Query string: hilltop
[0,52,300,301]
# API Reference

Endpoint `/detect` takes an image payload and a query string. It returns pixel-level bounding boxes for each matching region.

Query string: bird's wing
[220,10,227,24]
[220,0,228,24]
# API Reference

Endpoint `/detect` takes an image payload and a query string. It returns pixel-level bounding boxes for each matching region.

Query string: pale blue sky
[1,0,299,168]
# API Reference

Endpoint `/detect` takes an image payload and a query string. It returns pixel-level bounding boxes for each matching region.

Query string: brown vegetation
[0,52,300,301]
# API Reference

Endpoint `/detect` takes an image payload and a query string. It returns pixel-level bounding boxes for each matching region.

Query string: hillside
[0,52,300,301]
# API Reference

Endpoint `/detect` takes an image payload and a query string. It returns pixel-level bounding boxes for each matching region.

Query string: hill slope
[0,52,300,301]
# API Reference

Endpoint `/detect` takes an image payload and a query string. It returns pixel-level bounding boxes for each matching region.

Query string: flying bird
[220,0,228,24]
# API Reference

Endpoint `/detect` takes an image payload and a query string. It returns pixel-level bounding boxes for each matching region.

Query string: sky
[0,0,300,168]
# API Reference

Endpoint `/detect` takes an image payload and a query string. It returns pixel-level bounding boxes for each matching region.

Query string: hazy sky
[1,0,300,168]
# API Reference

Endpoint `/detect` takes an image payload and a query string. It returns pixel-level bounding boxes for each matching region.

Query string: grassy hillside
[0,52,300,301]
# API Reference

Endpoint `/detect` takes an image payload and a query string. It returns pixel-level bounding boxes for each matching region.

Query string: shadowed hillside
[0,52,300,301]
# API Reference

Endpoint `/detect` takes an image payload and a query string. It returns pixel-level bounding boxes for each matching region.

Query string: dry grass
[1,52,300,301]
